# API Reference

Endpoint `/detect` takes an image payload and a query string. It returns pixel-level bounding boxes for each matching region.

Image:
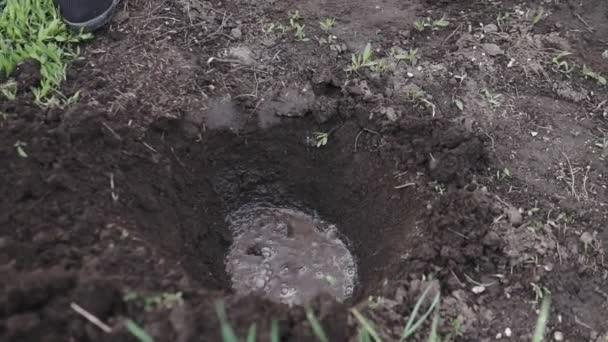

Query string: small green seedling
[406,89,436,117]
[391,47,418,66]
[432,16,450,29]
[293,23,309,41]
[496,168,511,181]
[432,182,446,195]
[288,9,303,27]
[347,43,378,72]
[582,65,607,85]
[481,88,502,109]
[371,59,388,73]
[414,16,449,31]
[14,141,28,158]
[530,7,545,26]
[312,131,329,147]
[551,51,574,74]
[414,19,426,32]
[454,98,464,111]
[264,22,289,34]
[320,17,335,32]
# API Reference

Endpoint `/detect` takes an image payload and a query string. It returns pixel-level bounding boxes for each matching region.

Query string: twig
[170,147,186,169]
[561,152,578,200]
[354,130,364,153]
[353,128,380,153]
[393,170,408,178]
[556,241,563,265]
[574,316,593,330]
[442,24,462,45]
[450,269,465,287]
[70,302,112,333]
[141,142,158,153]
[102,122,122,141]
[448,228,470,240]
[463,273,496,287]
[109,173,119,202]
[394,182,415,189]
[582,165,590,199]
[574,13,594,33]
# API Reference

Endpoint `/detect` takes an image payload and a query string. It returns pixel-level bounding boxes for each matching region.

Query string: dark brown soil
[1,0,607,341]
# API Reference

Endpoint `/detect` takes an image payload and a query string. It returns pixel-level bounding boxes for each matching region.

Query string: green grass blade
[532,293,551,342]
[270,319,280,342]
[426,307,440,342]
[246,323,257,342]
[305,306,329,342]
[215,301,239,342]
[351,308,382,342]
[125,319,155,342]
[359,328,372,342]
[401,284,431,339]
[401,285,441,340]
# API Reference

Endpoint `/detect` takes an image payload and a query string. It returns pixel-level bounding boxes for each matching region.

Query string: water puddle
[225,204,357,306]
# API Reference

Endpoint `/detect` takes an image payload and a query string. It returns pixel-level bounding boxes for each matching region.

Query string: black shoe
[55,0,120,31]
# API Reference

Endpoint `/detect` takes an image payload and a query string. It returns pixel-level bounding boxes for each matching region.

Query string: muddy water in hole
[225,204,357,306]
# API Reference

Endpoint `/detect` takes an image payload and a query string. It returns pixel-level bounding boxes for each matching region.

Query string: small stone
[472,286,486,294]
[553,331,564,341]
[482,43,504,57]
[531,131,538,137]
[231,27,242,39]
[580,232,594,245]
[506,207,522,226]
[505,327,512,337]
[496,333,502,339]
[228,46,256,66]
[483,23,498,33]
[385,107,398,122]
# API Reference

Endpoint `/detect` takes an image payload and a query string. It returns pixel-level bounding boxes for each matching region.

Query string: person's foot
[55,0,120,31]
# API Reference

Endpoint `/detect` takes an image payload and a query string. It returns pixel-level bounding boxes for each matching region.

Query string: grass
[312,131,329,148]
[320,17,335,32]
[582,65,607,85]
[551,51,573,74]
[347,43,378,72]
[126,319,155,342]
[414,16,449,32]
[391,47,419,66]
[481,88,502,109]
[0,0,92,104]
[124,285,553,342]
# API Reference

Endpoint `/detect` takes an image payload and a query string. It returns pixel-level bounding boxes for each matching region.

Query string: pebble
[580,232,594,245]
[231,27,242,39]
[553,331,564,341]
[506,207,522,226]
[483,23,498,33]
[505,327,512,337]
[472,285,486,294]
[482,43,504,57]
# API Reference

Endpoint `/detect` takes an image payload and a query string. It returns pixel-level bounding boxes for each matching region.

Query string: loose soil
[1,0,607,341]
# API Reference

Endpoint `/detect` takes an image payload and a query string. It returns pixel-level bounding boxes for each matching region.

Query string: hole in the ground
[124,118,488,305]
